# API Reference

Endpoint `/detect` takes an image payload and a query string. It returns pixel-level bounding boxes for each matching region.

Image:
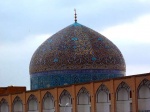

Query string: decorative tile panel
[30,69,124,90]
[29,22,126,90]
[30,22,126,74]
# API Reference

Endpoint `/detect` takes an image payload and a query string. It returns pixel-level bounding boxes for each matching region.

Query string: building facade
[0,73,150,112]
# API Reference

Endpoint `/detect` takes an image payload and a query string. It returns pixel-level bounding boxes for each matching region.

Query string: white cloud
[101,14,150,44]
[101,14,150,76]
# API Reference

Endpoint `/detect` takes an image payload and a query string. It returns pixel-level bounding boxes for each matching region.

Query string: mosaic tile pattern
[30,22,126,90]
[30,69,124,90]
[30,22,125,73]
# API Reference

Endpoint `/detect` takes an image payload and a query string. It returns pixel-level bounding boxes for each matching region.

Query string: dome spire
[74,9,77,22]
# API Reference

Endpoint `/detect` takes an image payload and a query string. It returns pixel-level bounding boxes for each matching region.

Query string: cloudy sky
[0,0,150,90]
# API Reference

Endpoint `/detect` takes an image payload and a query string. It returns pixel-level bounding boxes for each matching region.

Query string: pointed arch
[96,84,111,112]
[77,87,90,105]
[116,81,132,112]
[59,89,72,105]
[59,90,72,112]
[42,92,55,111]
[96,84,110,102]
[116,81,131,100]
[13,96,23,112]
[0,98,9,112]
[77,87,91,112]
[27,94,38,112]
[138,78,150,98]
[138,79,150,111]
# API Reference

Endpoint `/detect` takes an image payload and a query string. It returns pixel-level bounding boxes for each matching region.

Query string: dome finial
[74,9,77,22]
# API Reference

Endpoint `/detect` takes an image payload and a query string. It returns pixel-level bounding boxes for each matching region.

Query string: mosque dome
[29,22,126,90]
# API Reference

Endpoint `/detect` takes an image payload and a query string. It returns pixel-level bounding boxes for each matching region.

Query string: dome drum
[30,69,124,90]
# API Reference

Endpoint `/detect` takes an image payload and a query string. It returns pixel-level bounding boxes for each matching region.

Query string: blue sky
[0,0,150,90]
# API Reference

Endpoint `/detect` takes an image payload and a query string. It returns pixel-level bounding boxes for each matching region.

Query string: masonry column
[8,94,12,112]
[38,90,42,112]
[91,82,96,112]
[72,85,77,112]
[54,88,59,112]
[132,77,138,112]
[22,92,26,112]
[110,80,116,112]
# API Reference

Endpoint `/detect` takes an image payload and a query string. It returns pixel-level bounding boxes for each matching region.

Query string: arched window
[96,84,111,112]
[59,90,72,112]
[13,96,23,112]
[0,98,9,112]
[27,94,38,112]
[96,84,110,102]
[138,79,150,111]
[77,87,90,105]
[116,81,132,112]
[77,87,91,112]
[42,92,55,111]
[116,81,131,100]
[138,79,150,98]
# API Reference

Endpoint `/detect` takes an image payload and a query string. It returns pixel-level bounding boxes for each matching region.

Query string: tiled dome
[29,22,126,90]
